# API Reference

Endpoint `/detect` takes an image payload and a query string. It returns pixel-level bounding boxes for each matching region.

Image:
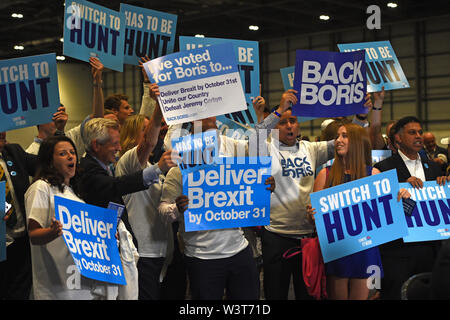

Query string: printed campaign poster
[181,157,272,232]
[55,196,126,285]
[337,40,410,93]
[292,49,367,118]
[120,4,177,65]
[310,169,408,263]
[0,53,60,132]
[143,43,247,125]
[171,129,219,173]
[280,65,315,123]
[179,36,259,127]
[63,0,125,72]
[0,182,5,262]
[400,181,450,243]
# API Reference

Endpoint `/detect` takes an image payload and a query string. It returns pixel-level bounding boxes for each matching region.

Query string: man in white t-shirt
[157,90,294,300]
[262,103,334,300]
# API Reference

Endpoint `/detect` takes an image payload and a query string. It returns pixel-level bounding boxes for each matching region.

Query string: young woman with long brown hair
[308,123,410,300]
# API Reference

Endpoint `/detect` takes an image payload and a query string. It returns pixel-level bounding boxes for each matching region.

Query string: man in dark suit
[0,131,37,299]
[374,116,447,300]
[78,114,176,244]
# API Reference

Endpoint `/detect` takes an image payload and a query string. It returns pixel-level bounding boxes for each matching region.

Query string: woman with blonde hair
[119,114,150,157]
[308,123,410,300]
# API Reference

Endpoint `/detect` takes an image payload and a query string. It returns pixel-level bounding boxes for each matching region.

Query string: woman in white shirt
[25,135,114,300]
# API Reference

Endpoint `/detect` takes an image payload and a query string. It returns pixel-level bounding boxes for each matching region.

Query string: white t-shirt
[25,179,115,300]
[160,166,248,260]
[266,139,333,236]
[115,146,170,258]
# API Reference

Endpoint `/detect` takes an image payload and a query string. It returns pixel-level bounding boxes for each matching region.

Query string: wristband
[273,110,281,117]
[356,114,368,121]
[372,106,382,111]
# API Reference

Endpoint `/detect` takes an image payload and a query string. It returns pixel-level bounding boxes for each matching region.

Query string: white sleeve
[158,202,179,225]
[139,83,156,117]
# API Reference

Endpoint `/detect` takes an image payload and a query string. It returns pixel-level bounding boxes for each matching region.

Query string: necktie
[0,163,16,228]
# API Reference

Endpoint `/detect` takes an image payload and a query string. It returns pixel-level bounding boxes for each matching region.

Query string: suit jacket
[1,144,37,229]
[374,152,443,183]
[374,152,443,254]
[78,153,149,246]
[78,153,147,208]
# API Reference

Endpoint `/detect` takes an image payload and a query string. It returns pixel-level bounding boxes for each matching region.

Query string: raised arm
[369,87,386,150]
[90,56,105,119]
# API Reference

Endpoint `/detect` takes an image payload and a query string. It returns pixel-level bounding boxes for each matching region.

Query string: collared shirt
[89,153,161,186]
[398,149,426,182]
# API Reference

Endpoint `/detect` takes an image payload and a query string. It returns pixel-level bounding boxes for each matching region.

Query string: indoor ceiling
[2,0,450,61]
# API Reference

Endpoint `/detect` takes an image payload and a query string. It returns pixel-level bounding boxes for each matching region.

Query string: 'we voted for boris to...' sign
[310,169,408,263]
[337,40,410,93]
[292,50,367,118]
[120,3,177,66]
[0,53,60,132]
[63,0,125,72]
[143,43,247,125]
[179,36,259,127]
[401,181,450,243]
[181,157,272,232]
[55,196,126,285]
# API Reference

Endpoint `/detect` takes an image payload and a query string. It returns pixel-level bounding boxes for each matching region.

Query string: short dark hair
[392,116,422,135]
[104,94,128,111]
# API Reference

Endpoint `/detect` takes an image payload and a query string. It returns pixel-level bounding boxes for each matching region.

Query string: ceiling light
[60,38,64,42]
[14,45,24,50]
[195,34,205,38]
[56,56,66,61]
[249,25,259,31]
[387,2,398,8]
[11,13,23,18]
[319,15,330,21]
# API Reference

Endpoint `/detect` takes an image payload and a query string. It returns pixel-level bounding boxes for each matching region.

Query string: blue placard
[179,36,259,127]
[310,169,408,263]
[372,149,392,165]
[400,181,450,243]
[292,49,367,118]
[63,0,125,72]
[171,129,219,173]
[280,65,316,123]
[0,182,5,262]
[0,53,60,132]
[182,157,272,232]
[337,40,410,93]
[54,196,126,285]
[143,42,247,125]
[120,4,177,66]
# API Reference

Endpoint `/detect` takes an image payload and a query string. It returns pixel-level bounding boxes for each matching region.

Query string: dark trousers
[138,222,187,300]
[0,236,32,300]
[160,224,187,300]
[380,242,439,300]
[137,257,165,300]
[261,229,312,300]
[185,246,259,300]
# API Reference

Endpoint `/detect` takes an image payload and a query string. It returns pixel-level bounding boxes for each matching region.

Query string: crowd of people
[1,56,449,301]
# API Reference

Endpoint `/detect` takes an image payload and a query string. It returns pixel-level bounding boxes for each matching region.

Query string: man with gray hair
[78,115,176,241]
